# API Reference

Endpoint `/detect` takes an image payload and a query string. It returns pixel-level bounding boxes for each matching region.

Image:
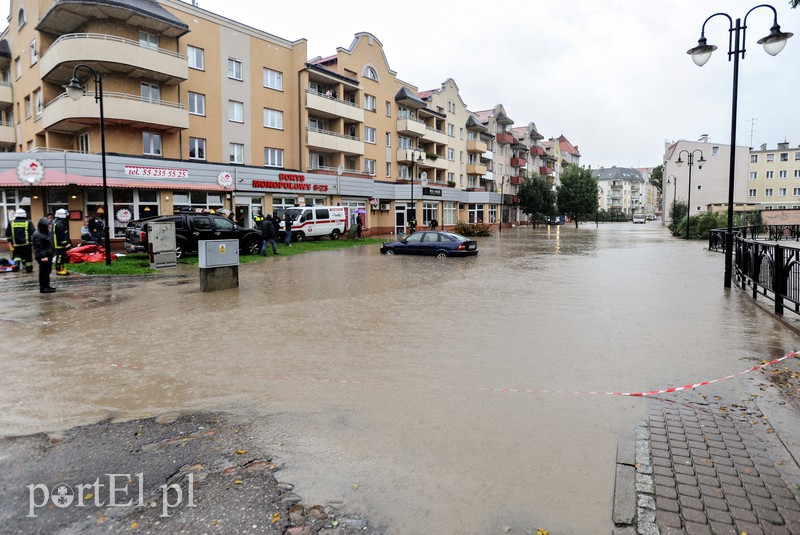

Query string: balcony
[40,33,187,86]
[510,157,527,168]
[396,117,426,137]
[307,127,364,155]
[306,90,364,122]
[43,92,188,133]
[0,82,11,106]
[539,166,554,176]
[496,132,514,144]
[467,139,487,153]
[466,163,488,175]
[422,127,447,145]
[0,121,15,146]
[421,155,448,171]
[481,150,493,161]
[510,176,524,186]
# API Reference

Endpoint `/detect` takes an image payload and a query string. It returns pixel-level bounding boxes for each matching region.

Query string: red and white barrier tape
[109,351,799,397]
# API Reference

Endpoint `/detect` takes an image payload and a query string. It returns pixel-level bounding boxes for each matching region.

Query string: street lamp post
[675,150,705,240]
[410,148,424,234]
[667,175,678,223]
[64,65,111,266]
[687,4,792,288]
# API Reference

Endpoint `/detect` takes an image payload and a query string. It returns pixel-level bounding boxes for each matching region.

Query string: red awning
[0,168,228,191]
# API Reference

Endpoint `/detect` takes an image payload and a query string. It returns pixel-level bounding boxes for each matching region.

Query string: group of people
[260,212,293,256]
[5,209,106,294]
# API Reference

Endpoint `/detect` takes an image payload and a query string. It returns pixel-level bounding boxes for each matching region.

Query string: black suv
[125,212,262,259]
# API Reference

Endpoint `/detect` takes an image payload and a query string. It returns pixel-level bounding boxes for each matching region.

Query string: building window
[779,188,787,196]
[468,204,484,223]
[793,188,800,196]
[363,66,378,81]
[489,205,497,223]
[263,108,283,130]
[143,132,162,156]
[766,171,774,179]
[780,152,788,162]
[765,188,773,197]
[750,154,758,163]
[18,8,26,29]
[780,170,788,179]
[448,172,455,183]
[365,127,376,144]
[767,153,774,162]
[422,203,438,227]
[187,46,204,70]
[33,89,41,119]
[364,94,376,112]
[139,31,159,49]
[46,187,68,216]
[228,58,243,80]
[385,101,391,117]
[189,137,206,160]
[188,92,205,115]
[14,58,21,80]
[365,159,376,175]
[140,82,161,103]
[712,146,720,156]
[264,148,283,168]
[29,40,37,65]
[263,68,282,90]
[229,143,244,164]
[78,133,89,153]
[795,170,800,178]
[229,101,244,123]
[749,171,757,180]
[385,132,391,147]
[385,162,391,177]
[444,202,457,225]
[749,189,757,197]
[24,96,31,118]
[398,136,412,149]
[795,152,800,161]
[447,123,455,137]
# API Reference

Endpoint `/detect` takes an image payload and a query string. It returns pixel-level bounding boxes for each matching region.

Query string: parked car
[125,210,262,259]
[633,213,646,224]
[547,215,563,225]
[380,231,478,258]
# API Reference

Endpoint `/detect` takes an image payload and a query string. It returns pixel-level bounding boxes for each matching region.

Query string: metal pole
[724,18,742,289]
[411,151,415,234]
[96,74,111,266]
[672,179,677,222]
[686,155,693,240]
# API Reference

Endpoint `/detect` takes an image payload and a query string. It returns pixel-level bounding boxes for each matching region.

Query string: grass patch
[68,238,386,274]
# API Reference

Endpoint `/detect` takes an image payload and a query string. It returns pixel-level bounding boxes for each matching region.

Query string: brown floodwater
[1,223,798,534]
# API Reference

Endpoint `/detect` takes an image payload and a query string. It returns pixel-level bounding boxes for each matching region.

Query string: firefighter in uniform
[5,208,35,272]
[53,208,73,275]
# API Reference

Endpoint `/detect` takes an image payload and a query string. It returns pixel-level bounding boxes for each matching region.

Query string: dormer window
[363,66,378,81]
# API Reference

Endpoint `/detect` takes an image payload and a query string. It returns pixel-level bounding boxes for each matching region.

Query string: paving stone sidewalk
[614,392,800,535]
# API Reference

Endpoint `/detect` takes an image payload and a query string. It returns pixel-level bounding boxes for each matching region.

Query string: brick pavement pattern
[643,397,800,535]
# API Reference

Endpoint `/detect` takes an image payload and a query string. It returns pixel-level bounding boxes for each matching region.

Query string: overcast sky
[6,0,799,169]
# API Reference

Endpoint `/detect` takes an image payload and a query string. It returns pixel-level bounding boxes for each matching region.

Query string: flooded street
[2,223,799,534]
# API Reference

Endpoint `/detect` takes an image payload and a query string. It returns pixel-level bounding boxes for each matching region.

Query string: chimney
[761,143,767,150]
[778,141,789,150]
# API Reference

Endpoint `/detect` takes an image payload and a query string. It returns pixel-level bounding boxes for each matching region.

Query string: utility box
[198,239,239,292]
[147,221,177,269]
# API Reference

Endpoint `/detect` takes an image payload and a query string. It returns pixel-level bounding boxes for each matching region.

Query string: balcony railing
[43,91,187,131]
[510,176,524,186]
[539,166,554,175]
[510,157,527,168]
[496,132,514,144]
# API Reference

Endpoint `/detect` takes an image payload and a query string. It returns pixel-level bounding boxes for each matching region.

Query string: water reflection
[1,224,798,533]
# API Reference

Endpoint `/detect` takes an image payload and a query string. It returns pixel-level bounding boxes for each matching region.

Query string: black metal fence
[733,236,800,316]
[709,225,800,253]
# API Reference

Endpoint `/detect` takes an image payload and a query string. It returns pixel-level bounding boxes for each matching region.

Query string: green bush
[672,210,726,239]
[454,219,492,237]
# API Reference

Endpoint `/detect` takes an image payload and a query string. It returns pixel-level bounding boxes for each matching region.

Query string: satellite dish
[336,163,344,176]
[420,172,428,187]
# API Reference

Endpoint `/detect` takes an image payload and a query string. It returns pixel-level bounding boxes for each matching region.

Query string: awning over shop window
[0,169,228,191]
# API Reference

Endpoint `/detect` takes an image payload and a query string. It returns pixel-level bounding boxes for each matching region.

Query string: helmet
[55,208,69,219]
[15,208,26,218]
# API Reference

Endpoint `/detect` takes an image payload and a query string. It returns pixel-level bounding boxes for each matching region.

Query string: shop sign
[422,187,442,197]
[125,165,188,179]
[17,158,45,185]
[217,172,233,188]
[251,173,328,192]
[116,208,133,223]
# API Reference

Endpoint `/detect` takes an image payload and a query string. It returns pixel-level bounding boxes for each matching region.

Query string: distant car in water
[633,213,646,224]
[547,215,563,225]
[646,214,657,221]
[380,231,478,258]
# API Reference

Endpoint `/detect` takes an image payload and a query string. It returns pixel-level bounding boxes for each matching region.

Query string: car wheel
[175,241,186,259]
[385,249,395,255]
[330,229,340,240]
[294,232,305,243]
[245,238,261,256]
[436,251,448,258]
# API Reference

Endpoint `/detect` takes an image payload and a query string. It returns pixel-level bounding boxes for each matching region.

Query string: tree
[556,165,598,228]
[650,165,663,196]
[517,174,555,227]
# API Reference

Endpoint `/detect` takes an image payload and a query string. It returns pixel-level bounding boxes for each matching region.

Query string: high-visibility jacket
[54,219,71,249]
[6,219,35,246]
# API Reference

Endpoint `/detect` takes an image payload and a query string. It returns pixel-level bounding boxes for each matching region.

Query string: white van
[280,205,348,242]
[633,213,646,224]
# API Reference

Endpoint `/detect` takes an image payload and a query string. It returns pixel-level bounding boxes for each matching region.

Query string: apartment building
[593,166,646,218]
[662,138,749,224]
[0,0,564,243]
[746,142,800,210]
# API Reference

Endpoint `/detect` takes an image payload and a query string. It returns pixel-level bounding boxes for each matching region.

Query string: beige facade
[0,0,568,243]
[746,142,800,209]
